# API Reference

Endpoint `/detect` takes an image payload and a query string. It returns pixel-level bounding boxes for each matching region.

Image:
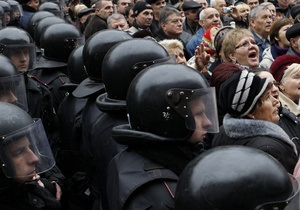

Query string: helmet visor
[255,175,300,210]
[0,43,36,71]
[166,87,219,133]
[0,119,55,180]
[0,73,27,111]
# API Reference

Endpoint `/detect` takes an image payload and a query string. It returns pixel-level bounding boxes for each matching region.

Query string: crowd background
[0,0,300,209]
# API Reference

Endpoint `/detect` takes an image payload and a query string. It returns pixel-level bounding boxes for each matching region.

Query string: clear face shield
[255,175,300,210]
[0,74,28,111]
[0,119,55,182]
[10,4,23,20]
[165,87,219,134]
[0,43,36,72]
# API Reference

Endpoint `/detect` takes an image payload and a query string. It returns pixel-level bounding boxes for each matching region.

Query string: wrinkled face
[250,9,273,38]
[3,136,39,183]
[230,36,259,68]
[213,0,226,16]
[109,18,129,30]
[136,9,153,28]
[97,0,114,20]
[9,48,30,72]
[195,0,207,8]
[168,47,187,65]
[250,87,280,123]
[152,0,166,16]
[266,4,276,21]
[280,72,300,102]
[162,13,183,38]
[277,24,292,48]
[188,99,212,143]
[247,0,259,9]
[117,0,131,15]
[199,8,221,30]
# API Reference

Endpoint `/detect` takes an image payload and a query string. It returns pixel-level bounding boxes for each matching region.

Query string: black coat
[212,114,298,174]
[83,15,107,41]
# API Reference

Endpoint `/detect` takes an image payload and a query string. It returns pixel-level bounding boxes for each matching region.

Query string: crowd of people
[1,0,300,209]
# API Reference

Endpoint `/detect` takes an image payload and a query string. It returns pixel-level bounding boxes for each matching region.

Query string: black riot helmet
[0,27,36,72]
[82,29,132,82]
[67,45,87,84]
[96,38,171,111]
[27,11,54,39]
[40,23,82,63]
[0,102,55,180]
[34,16,65,47]
[175,146,300,210]
[121,63,219,141]
[38,2,63,18]
[7,0,22,21]
[0,54,27,111]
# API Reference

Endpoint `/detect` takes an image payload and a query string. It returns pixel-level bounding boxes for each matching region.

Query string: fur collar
[223,114,297,154]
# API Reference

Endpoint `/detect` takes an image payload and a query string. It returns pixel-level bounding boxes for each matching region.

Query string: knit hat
[286,23,300,41]
[219,70,270,117]
[213,26,233,57]
[269,54,300,82]
[133,1,152,17]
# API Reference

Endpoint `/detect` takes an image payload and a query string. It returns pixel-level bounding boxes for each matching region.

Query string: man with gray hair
[186,7,222,58]
[107,13,129,30]
[249,5,273,61]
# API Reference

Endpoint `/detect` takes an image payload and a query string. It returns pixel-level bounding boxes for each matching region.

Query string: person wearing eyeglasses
[221,27,259,70]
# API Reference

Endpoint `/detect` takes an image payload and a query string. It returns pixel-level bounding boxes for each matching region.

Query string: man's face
[28,0,39,11]
[199,8,221,30]
[116,0,131,15]
[135,9,153,28]
[4,136,39,183]
[109,18,129,30]
[9,48,30,72]
[247,0,259,9]
[185,8,200,23]
[97,0,114,20]
[213,0,226,16]
[250,9,272,38]
[162,13,183,38]
[152,0,166,16]
[194,0,207,8]
[266,4,276,21]
[277,0,290,9]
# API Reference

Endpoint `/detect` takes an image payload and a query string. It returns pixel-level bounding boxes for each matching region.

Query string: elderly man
[127,1,154,35]
[155,6,191,58]
[249,5,273,61]
[107,13,129,30]
[186,7,222,57]
[83,0,113,40]
[182,1,202,35]
[210,0,233,26]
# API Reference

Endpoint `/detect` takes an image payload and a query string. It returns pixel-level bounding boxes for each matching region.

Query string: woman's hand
[195,43,210,72]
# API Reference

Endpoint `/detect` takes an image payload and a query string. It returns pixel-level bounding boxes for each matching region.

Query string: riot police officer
[107,63,219,209]
[175,146,300,210]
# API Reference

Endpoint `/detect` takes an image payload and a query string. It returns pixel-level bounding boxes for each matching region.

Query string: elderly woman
[260,18,293,69]
[159,39,187,65]
[270,55,300,119]
[221,28,259,70]
[212,70,298,173]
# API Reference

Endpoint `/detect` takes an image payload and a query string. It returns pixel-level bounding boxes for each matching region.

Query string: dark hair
[270,18,293,45]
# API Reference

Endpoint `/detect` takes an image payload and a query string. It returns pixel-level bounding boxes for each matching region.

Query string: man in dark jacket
[83,0,113,40]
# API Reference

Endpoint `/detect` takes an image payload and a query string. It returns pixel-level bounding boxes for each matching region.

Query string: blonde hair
[281,63,300,84]
[222,28,253,62]
[159,39,184,51]
[74,4,87,15]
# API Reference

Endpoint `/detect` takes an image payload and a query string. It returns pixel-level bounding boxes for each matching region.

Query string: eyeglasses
[235,39,257,49]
